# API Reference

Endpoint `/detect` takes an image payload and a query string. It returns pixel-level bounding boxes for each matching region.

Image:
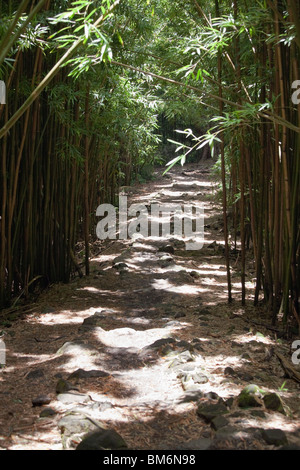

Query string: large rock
[56,378,78,394]
[58,412,106,449]
[261,429,288,446]
[32,395,51,407]
[56,392,91,404]
[237,384,263,408]
[197,401,229,422]
[263,392,286,415]
[76,429,127,450]
[56,341,98,356]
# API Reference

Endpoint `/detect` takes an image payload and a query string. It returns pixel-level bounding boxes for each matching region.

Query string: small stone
[174,350,195,363]
[145,337,176,350]
[56,378,78,394]
[191,372,209,384]
[250,410,266,419]
[91,401,114,412]
[32,395,51,407]
[190,271,201,279]
[42,306,56,314]
[238,384,263,408]
[263,393,286,415]
[211,415,229,431]
[76,429,127,450]
[160,345,174,356]
[237,371,254,382]
[56,341,94,355]
[181,380,200,392]
[176,438,213,450]
[158,255,174,268]
[262,429,288,446]
[181,391,204,402]
[25,369,45,380]
[197,402,229,422]
[224,397,235,408]
[113,262,128,270]
[158,245,175,254]
[40,407,56,418]
[224,367,236,377]
[176,340,192,349]
[204,392,220,401]
[193,343,204,352]
[241,352,251,361]
[174,312,186,319]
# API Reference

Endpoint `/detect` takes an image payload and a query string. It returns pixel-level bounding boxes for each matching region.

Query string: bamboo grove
[0,0,299,331]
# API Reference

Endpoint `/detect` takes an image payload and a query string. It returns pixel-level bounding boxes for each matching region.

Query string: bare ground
[0,161,300,451]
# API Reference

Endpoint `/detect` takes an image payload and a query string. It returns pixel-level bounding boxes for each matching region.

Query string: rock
[67,369,110,380]
[190,271,201,279]
[145,337,176,350]
[249,409,266,419]
[193,343,204,352]
[168,350,195,368]
[79,314,105,332]
[204,391,220,401]
[179,370,209,385]
[238,384,263,408]
[32,395,51,407]
[181,380,200,392]
[158,245,175,254]
[197,402,229,422]
[160,344,175,356]
[157,255,174,268]
[59,412,106,449]
[176,438,213,450]
[237,371,254,382]
[174,312,186,319]
[224,397,235,408]
[241,352,251,361]
[59,413,103,434]
[279,444,300,450]
[25,369,45,380]
[181,390,204,402]
[224,367,236,377]
[76,429,127,450]
[56,341,97,356]
[262,429,288,446]
[211,415,230,431]
[90,401,114,412]
[56,392,91,404]
[56,378,79,394]
[113,262,129,271]
[42,306,56,314]
[175,340,192,349]
[263,393,286,415]
[40,407,56,418]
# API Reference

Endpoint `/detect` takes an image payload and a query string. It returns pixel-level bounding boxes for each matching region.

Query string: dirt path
[0,161,300,450]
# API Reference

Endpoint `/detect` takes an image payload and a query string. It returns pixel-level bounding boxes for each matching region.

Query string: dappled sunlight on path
[1,162,300,450]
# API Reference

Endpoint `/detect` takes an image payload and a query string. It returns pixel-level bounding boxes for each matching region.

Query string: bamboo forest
[0,0,300,453]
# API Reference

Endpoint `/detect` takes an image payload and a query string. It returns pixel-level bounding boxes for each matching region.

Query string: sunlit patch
[8,352,54,367]
[151,278,209,295]
[231,333,273,345]
[33,307,104,325]
[90,254,116,263]
[80,286,101,294]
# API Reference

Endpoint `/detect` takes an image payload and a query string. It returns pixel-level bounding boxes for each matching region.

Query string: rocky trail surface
[1,162,300,451]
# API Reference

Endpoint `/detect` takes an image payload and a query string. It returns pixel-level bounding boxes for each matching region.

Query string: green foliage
[0,0,299,319]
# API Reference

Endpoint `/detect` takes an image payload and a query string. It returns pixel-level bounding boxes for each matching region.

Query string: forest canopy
[0,0,299,330]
